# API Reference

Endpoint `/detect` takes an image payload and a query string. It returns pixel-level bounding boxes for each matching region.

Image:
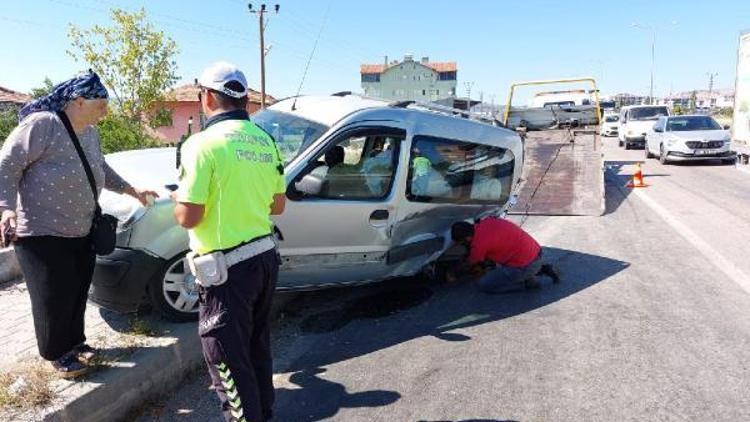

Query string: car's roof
[666,114,715,119]
[268,95,388,127]
[625,104,669,109]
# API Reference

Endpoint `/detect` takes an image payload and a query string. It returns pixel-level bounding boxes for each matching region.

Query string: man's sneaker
[538,264,561,284]
[51,351,89,379]
[74,343,99,365]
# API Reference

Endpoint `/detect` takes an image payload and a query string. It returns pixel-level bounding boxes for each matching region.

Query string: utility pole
[249,3,280,109]
[464,81,474,110]
[706,72,718,110]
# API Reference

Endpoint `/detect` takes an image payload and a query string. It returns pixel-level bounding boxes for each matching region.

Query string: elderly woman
[0,71,156,378]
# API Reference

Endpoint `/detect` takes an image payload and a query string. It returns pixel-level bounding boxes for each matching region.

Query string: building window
[438,71,457,81]
[361,73,380,83]
[422,89,426,96]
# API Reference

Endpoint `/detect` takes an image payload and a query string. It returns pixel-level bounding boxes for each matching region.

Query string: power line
[291,4,331,110]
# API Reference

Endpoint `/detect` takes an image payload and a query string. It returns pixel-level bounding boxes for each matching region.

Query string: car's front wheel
[645,145,655,159]
[659,145,670,165]
[148,252,199,322]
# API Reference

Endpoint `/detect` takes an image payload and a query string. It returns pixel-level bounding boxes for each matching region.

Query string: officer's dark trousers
[13,236,95,361]
[199,249,279,422]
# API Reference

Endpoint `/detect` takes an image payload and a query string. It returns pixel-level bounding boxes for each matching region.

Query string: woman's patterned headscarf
[18,70,109,122]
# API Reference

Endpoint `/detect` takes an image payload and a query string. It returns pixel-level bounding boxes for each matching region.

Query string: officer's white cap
[197,61,248,99]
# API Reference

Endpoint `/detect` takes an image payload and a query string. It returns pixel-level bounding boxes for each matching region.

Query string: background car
[618,105,670,149]
[645,115,735,165]
[600,113,619,137]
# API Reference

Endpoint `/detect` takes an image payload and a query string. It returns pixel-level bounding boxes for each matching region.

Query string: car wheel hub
[161,257,200,313]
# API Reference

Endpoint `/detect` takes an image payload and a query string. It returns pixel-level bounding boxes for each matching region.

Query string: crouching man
[450,217,559,293]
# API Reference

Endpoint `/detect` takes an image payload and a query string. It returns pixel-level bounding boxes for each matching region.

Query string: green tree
[29,77,55,99]
[67,8,179,124]
[0,107,19,144]
[97,114,157,155]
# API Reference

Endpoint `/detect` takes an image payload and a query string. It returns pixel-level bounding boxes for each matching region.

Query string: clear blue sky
[1,0,748,104]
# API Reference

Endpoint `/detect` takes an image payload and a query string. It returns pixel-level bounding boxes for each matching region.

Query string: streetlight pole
[633,23,656,105]
[249,3,280,109]
[633,21,678,106]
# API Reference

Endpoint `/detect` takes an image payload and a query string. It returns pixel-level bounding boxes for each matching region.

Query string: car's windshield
[605,115,619,122]
[251,109,329,163]
[629,107,669,121]
[667,116,722,131]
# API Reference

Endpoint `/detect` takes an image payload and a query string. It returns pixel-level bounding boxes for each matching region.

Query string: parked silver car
[90,94,524,321]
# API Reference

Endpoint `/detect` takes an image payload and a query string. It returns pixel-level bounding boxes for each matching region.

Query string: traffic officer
[173,61,286,422]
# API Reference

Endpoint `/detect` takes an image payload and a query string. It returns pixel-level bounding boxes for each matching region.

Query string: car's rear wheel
[618,139,624,147]
[148,252,199,322]
[645,145,655,159]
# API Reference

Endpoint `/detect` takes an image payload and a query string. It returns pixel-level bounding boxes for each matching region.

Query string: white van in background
[618,105,670,149]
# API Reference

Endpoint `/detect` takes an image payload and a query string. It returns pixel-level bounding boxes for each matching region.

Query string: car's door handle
[370,209,389,220]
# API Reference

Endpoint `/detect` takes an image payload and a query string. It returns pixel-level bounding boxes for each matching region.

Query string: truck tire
[148,252,199,322]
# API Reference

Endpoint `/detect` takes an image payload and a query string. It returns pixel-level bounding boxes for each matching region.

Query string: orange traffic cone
[627,163,647,188]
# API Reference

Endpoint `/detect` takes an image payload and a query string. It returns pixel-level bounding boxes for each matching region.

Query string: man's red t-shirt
[467,217,541,268]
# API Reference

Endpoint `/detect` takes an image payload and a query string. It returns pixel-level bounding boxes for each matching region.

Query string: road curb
[36,294,295,422]
[0,247,21,285]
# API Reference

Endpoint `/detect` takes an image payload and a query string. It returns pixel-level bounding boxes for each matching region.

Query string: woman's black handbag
[56,111,117,255]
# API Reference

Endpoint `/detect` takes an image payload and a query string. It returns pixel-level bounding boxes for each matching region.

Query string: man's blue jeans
[477,251,544,294]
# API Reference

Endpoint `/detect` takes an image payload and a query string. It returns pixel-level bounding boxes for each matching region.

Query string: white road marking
[632,188,750,294]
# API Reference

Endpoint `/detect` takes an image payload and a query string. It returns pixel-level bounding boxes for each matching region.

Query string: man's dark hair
[211,81,249,110]
[451,221,475,242]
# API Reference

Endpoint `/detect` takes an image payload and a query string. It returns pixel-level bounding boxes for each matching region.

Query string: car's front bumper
[666,150,735,161]
[89,248,165,313]
[624,136,645,147]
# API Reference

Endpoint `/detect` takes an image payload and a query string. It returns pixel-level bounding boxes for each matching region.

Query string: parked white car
[618,105,670,149]
[645,115,735,164]
[600,113,619,137]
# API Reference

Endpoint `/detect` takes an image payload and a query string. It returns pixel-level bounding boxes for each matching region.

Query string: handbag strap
[56,111,100,207]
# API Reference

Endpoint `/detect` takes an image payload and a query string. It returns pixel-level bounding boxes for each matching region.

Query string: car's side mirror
[723,124,731,130]
[290,174,324,198]
[654,127,663,133]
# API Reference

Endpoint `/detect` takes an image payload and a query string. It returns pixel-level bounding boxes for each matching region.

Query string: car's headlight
[99,191,146,230]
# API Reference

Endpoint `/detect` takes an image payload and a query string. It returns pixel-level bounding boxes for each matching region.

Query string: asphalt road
[136,137,750,422]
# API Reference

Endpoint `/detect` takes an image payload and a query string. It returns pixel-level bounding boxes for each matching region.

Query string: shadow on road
[417,420,520,422]
[275,367,400,421]
[603,160,670,215]
[274,246,628,420]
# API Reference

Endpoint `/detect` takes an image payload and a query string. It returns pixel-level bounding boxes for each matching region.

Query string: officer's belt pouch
[186,251,228,287]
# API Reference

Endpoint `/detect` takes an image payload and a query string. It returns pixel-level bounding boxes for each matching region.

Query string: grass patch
[128,316,156,337]
[0,361,55,410]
